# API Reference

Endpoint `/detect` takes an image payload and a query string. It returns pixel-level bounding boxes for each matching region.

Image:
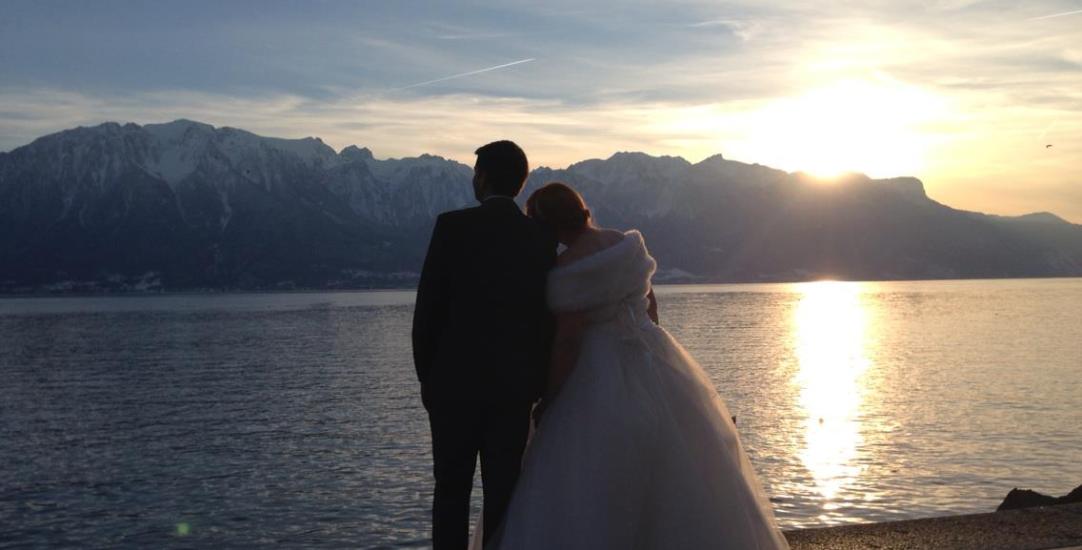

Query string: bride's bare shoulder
[555,228,627,267]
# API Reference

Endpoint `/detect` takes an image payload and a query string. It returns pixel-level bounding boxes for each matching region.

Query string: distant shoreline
[3,274,1082,298]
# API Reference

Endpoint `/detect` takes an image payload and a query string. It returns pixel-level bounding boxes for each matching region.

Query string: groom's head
[473,140,528,201]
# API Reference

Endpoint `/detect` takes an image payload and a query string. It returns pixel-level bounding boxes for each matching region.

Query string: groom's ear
[473,169,487,195]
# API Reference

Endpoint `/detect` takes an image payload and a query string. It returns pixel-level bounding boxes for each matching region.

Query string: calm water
[1,279,1080,547]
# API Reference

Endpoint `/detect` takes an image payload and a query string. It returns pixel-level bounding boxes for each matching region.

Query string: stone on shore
[999,485,1082,511]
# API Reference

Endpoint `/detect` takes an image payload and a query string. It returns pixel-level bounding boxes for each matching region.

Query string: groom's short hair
[475,140,529,197]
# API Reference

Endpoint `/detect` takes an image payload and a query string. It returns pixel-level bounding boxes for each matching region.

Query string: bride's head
[527,182,592,244]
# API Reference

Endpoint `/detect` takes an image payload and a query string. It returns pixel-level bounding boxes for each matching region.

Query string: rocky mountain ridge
[1,120,1080,292]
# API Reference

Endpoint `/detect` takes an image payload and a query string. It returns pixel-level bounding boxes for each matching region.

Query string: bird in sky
[1046,144,1053,148]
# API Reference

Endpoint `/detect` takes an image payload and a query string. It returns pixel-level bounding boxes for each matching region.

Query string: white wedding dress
[488,230,789,550]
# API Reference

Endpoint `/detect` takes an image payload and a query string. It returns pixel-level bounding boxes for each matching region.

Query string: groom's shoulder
[431,205,484,236]
[435,205,482,225]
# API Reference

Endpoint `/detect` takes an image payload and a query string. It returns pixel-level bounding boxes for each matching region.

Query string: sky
[1,0,1080,221]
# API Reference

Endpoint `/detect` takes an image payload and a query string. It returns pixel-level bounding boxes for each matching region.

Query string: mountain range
[1,119,1080,292]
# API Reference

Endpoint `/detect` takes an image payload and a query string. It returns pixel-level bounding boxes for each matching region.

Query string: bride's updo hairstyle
[527,182,592,234]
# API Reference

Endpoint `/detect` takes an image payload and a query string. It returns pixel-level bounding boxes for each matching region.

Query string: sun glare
[746,78,947,179]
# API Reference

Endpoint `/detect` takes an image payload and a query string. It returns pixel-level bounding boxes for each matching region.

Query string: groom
[412,140,557,549]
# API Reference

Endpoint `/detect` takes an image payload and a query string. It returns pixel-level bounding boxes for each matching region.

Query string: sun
[746,77,946,179]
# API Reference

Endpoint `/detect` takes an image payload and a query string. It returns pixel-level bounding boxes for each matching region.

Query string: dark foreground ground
[785,503,1082,549]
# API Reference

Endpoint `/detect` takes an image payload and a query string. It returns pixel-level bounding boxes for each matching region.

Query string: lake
[1,279,1080,548]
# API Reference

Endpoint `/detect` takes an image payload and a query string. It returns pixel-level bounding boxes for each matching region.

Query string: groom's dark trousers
[412,197,556,550]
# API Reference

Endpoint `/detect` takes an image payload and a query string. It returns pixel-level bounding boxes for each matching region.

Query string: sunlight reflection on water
[792,282,871,520]
[657,278,1082,530]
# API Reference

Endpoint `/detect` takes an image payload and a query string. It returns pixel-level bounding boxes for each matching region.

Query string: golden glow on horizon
[744,78,948,179]
[3,69,1074,220]
[792,281,871,509]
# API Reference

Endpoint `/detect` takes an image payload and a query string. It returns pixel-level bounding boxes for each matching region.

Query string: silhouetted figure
[489,183,789,549]
[412,140,557,550]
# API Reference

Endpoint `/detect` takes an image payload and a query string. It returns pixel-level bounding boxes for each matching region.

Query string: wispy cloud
[1,1,1080,221]
[421,21,516,41]
[435,33,513,40]
[0,88,733,168]
[688,19,735,28]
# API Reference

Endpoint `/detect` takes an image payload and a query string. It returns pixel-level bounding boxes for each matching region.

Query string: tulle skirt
[490,316,789,549]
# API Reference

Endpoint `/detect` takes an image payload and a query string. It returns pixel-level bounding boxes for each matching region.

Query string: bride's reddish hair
[526,182,591,233]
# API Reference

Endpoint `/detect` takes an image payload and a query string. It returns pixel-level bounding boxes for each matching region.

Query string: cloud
[0,87,738,167]
[1,0,1080,220]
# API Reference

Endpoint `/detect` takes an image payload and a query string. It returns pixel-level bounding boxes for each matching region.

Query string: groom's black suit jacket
[412,197,557,409]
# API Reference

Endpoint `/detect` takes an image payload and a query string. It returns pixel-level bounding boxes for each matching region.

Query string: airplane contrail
[396,58,536,90]
[1027,8,1082,21]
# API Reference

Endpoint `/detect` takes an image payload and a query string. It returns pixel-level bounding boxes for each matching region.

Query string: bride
[486,182,789,549]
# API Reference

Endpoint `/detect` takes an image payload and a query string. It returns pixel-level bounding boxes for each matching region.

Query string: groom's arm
[412,215,453,402]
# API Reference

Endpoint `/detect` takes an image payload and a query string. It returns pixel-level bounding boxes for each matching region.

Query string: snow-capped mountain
[1,120,1080,292]
[0,120,473,290]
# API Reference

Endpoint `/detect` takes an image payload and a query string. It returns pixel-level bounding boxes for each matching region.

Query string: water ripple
[1,281,1081,545]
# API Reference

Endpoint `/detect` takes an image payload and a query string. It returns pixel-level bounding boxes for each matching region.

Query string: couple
[412,140,789,549]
